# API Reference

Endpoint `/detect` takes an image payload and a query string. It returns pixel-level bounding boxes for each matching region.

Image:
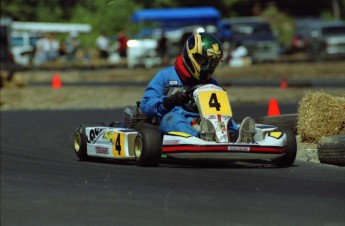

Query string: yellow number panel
[112,132,125,157]
[197,90,232,116]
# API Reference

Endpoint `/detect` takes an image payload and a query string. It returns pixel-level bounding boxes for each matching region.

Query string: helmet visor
[193,53,221,69]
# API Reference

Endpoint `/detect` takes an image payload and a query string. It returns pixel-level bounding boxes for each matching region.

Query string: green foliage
[70,0,136,46]
[1,0,39,21]
[132,0,177,8]
[222,0,242,17]
[321,11,336,20]
[35,0,63,22]
[260,4,294,48]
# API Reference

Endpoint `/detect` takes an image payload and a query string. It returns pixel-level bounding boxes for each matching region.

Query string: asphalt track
[1,106,345,226]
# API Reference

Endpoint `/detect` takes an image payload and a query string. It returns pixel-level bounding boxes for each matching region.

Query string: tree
[260,3,294,49]
[70,0,136,46]
[1,0,62,22]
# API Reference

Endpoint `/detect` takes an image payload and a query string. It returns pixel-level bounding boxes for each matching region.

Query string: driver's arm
[141,71,171,118]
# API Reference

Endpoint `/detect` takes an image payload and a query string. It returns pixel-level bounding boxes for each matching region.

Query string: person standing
[96,31,110,59]
[117,31,127,59]
[47,33,59,61]
[229,41,250,67]
[156,31,168,65]
[34,33,58,65]
[64,31,80,62]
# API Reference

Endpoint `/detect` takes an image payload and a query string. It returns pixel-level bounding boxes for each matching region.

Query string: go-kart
[73,84,297,167]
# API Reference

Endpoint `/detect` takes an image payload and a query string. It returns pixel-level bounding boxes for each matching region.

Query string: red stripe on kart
[250,147,286,153]
[163,146,228,152]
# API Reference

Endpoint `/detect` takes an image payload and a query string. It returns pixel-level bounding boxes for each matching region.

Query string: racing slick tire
[317,135,345,167]
[134,127,162,167]
[271,129,297,167]
[73,123,105,161]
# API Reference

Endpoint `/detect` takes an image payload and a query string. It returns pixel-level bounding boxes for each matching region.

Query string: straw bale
[297,91,345,142]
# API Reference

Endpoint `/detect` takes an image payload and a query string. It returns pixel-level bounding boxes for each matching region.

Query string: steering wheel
[182,84,205,113]
[184,84,205,96]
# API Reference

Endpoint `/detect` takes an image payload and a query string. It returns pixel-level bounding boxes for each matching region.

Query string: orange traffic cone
[268,98,281,116]
[280,77,288,90]
[52,73,62,89]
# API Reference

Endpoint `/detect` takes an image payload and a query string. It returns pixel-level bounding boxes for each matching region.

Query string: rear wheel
[134,128,162,166]
[73,123,105,161]
[271,129,297,167]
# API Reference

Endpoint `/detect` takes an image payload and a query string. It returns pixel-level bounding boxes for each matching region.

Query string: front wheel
[73,123,105,161]
[134,128,162,167]
[271,129,297,167]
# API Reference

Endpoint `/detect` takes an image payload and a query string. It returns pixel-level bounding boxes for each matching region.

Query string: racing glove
[163,91,189,110]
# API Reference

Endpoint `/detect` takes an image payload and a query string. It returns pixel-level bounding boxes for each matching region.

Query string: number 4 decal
[209,93,221,111]
[115,133,121,155]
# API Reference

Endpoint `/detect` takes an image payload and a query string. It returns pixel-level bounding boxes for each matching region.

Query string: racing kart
[73,84,297,167]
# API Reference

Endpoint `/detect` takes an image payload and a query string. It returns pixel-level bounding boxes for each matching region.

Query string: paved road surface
[1,108,344,226]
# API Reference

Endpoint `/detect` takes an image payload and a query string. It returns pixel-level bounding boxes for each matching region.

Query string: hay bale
[297,91,345,142]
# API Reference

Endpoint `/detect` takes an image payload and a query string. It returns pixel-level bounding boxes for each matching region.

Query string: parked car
[289,18,327,53]
[221,17,280,63]
[306,21,345,61]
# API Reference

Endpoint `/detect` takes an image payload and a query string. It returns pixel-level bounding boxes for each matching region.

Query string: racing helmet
[182,33,223,82]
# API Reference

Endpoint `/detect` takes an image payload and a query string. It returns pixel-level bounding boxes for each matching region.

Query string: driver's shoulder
[154,66,176,79]
[156,66,181,85]
[157,65,175,75]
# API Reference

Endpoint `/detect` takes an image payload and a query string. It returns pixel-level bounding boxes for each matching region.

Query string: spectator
[156,31,169,65]
[229,41,251,67]
[46,33,59,61]
[96,31,110,59]
[34,33,59,65]
[34,33,48,65]
[81,46,91,65]
[117,31,128,59]
[63,31,80,62]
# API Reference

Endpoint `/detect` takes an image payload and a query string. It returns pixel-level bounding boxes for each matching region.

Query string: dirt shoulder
[2,61,344,109]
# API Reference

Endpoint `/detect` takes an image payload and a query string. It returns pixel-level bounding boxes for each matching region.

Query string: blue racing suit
[141,66,238,137]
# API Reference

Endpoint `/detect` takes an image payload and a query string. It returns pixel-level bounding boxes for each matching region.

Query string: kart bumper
[162,144,286,160]
[162,133,287,160]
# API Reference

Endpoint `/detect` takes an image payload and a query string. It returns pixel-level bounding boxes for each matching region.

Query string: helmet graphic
[182,33,223,82]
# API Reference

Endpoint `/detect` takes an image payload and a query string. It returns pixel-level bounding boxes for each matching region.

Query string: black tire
[134,127,162,167]
[318,135,345,167]
[73,123,105,161]
[271,129,297,167]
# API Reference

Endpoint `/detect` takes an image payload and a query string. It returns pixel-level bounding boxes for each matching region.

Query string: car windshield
[11,37,24,47]
[11,36,38,47]
[233,23,271,34]
[322,26,345,35]
[231,22,275,41]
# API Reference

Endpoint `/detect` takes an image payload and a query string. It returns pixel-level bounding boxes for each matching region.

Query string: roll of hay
[297,91,345,142]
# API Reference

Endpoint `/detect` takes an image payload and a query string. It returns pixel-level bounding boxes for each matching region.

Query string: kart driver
[141,32,239,138]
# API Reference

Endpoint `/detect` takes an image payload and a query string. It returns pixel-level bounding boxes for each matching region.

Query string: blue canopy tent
[132,7,221,27]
